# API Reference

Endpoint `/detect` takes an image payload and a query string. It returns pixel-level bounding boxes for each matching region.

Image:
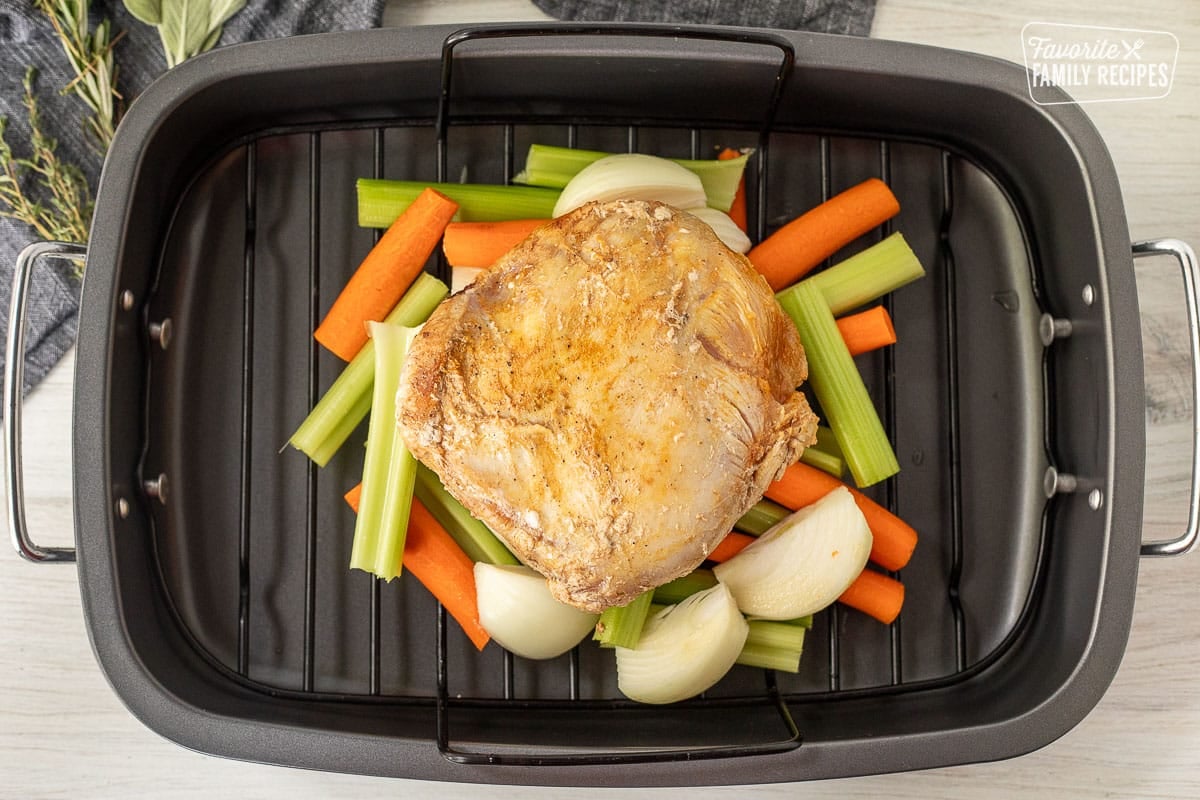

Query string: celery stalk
[373,424,418,579]
[671,153,751,213]
[734,499,789,536]
[290,348,374,467]
[736,620,806,672]
[777,281,900,487]
[593,590,654,649]
[736,643,800,672]
[512,144,751,212]
[302,390,373,467]
[790,232,925,317]
[349,324,419,581]
[800,424,847,477]
[413,463,519,566]
[357,179,559,227]
[652,569,717,605]
[512,144,609,188]
[745,619,807,652]
[289,273,448,467]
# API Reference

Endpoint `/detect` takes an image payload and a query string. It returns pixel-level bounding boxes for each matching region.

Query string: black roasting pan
[6,22,1199,787]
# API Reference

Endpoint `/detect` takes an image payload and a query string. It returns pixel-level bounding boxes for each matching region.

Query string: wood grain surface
[2,1,1197,797]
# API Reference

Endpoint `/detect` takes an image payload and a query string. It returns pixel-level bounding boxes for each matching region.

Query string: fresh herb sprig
[124,0,248,68]
[1,0,247,264]
[0,69,94,249]
[34,0,123,149]
[0,0,119,258]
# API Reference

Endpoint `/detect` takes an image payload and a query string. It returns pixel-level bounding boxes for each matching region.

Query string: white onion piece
[474,563,599,659]
[552,153,707,218]
[615,583,748,705]
[451,266,484,294]
[683,207,752,253]
[713,487,871,620]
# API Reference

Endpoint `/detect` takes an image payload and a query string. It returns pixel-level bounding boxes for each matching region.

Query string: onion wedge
[552,154,707,217]
[615,583,748,705]
[713,486,872,620]
[683,206,751,253]
[474,563,599,659]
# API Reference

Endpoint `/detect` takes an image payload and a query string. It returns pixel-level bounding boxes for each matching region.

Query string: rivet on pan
[1039,313,1073,346]
[148,318,172,350]
[1088,489,1104,510]
[1082,284,1095,306]
[1043,466,1078,498]
[115,497,130,519]
[120,290,135,311]
[143,474,168,505]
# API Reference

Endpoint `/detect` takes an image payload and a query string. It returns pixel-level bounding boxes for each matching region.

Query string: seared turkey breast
[397,200,818,612]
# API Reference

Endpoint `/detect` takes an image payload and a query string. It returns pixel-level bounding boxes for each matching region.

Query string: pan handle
[3,241,85,564]
[1134,238,1200,557]
[436,23,796,144]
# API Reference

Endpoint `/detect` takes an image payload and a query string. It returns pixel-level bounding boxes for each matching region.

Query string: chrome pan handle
[3,241,85,563]
[1135,238,1200,557]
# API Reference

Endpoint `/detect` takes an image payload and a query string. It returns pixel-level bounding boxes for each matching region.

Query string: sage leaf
[207,0,246,31]
[122,0,162,26]
[199,25,221,53]
[160,0,214,67]
[124,0,247,67]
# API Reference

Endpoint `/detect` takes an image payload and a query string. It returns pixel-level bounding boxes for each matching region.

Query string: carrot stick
[764,461,917,571]
[345,482,363,512]
[838,568,905,624]
[405,500,491,650]
[748,177,900,291]
[315,187,458,361]
[707,530,756,563]
[836,305,897,357]
[443,219,548,268]
[718,148,748,233]
[345,487,489,649]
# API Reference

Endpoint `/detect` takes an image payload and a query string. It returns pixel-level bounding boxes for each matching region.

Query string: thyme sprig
[0,69,93,248]
[0,1,120,262]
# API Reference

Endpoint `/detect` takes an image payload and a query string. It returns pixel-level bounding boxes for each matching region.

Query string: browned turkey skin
[397,200,818,612]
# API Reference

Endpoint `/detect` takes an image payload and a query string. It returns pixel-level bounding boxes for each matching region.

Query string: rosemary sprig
[0,68,94,248]
[0,1,119,265]
[34,0,123,150]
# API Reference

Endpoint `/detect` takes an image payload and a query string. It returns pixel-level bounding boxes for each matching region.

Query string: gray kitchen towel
[0,0,385,396]
[532,0,876,36]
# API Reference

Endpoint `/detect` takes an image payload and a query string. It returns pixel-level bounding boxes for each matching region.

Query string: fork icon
[1122,38,1145,60]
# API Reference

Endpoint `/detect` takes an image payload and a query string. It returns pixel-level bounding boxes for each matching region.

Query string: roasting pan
[5,23,1200,787]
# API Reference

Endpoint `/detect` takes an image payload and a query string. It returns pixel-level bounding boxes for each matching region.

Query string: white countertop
[3,1,1198,797]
